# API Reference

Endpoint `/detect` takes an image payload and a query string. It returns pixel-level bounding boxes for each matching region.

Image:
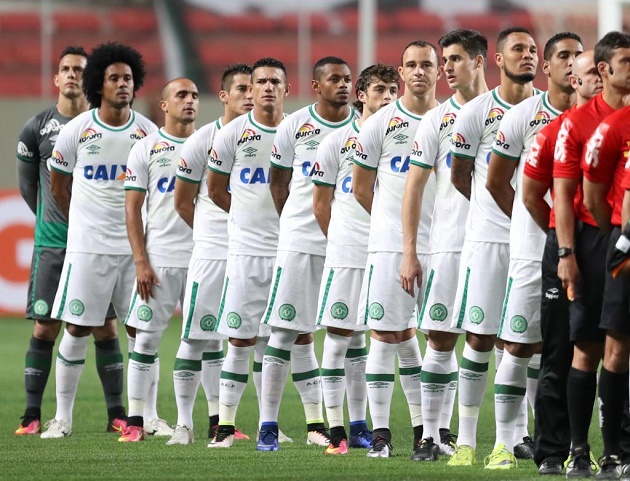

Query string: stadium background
[0,0,623,315]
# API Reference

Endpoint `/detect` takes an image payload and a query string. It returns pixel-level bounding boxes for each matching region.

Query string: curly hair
[83,42,146,108]
[352,63,399,113]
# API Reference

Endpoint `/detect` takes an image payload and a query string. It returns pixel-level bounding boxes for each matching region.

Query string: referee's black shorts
[600,226,630,336]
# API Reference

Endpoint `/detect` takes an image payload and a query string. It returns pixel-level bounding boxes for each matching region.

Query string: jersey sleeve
[313,132,340,187]
[124,140,148,192]
[491,107,525,162]
[208,123,236,176]
[49,119,78,175]
[582,120,617,185]
[410,112,438,169]
[178,129,211,184]
[450,101,482,160]
[16,116,40,163]
[553,116,582,179]
[622,158,630,190]
[524,128,553,185]
[270,116,295,170]
[354,114,382,170]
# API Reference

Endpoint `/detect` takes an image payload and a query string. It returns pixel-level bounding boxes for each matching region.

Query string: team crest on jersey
[296,123,321,139]
[79,128,102,143]
[125,168,137,182]
[411,140,422,157]
[451,133,471,150]
[341,136,358,156]
[485,108,504,126]
[271,145,281,161]
[494,131,510,150]
[208,148,222,166]
[386,116,409,136]
[530,110,552,127]
[440,112,457,131]
[150,141,175,155]
[130,128,148,140]
[178,158,193,174]
[237,128,261,146]
[355,140,368,161]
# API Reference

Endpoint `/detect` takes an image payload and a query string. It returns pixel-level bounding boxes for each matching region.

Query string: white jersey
[411,96,468,254]
[124,129,193,268]
[492,92,559,261]
[272,103,355,256]
[209,110,279,257]
[355,98,435,254]
[177,119,228,260]
[49,108,156,254]
[313,120,370,268]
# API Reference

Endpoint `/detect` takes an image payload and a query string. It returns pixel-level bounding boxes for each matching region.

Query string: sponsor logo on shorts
[226,312,242,329]
[200,315,217,331]
[510,315,527,333]
[369,302,384,320]
[137,305,153,322]
[69,299,84,316]
[34,299,49,316]
[469,306,484,324]
[278,304,296,321]
[330,302,348,320]
[545,287,559,300]
[429,303,448,322]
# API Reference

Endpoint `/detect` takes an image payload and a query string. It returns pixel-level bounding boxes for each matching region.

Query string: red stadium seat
[277,13,331,33]
[391,9,445,35]
[110,8,157,34]
[184,8,219,32]
[509,10,536,32]
[219,14,276,33]
[53,12,101,32]
[0,13,40,32]
[453,13,502,32]
[338,9,391,33]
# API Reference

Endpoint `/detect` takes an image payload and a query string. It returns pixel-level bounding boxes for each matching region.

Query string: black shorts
[540,229,570,339]
[600,227,630,336]
[26,246,116,321]
[569,223,607,343]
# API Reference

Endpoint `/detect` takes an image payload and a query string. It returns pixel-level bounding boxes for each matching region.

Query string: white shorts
[261,250,324,333]
[52,252,135,327]
[451,241,510,335]
[420,252,464,334]
[125,267,187,332]
[181,257,226,341]
[216,255,275,339]
[358,252,420,332]
[497,259,542,343]
[316,266,368,331]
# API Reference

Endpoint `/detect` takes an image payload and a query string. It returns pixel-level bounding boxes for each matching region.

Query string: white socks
[219,344,253,426]
[398,337,423,427]
[55,331,89,423]
[494,350,529,451]
[345,332,368,424]
[201,340,224,420]
[322,332,352,428]
[441,350,458,430]
[421,345,454,440]
[260,328,298,423]
[292,342,324,424]
[173,338,205,429]
[366,338,397,430]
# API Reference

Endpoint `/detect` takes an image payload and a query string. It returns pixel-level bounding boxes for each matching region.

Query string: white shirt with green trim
[410,96,469,254]
[209,110,279,257]
[354,98,435,254]
[313,120,370,268]
[272,103,355,256]
[124,128,193,268]
[177,119,228,260]
[49,108,156,254]
[492,92,559,261]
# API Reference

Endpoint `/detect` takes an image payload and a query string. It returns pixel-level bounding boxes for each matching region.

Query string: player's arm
[554,176,579,295]
[17,160,39,214]
[522,175,550,233]
[174,178,198,228]
[270,166,292,216]
[352,165,376,214]
[400,164,431,296]
[207,171,231,213]
[486,152,517,218]
[269,117,295,216]
[50,170,72,219]
[313,184,334,236]
[583,178,612,234]
[451,155,473,200]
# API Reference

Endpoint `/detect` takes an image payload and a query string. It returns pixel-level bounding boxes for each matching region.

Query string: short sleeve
[313,132,340,187]
[491,107,525,162]
[410,113,438,169]
[582,120,617,184]
[553,117,582,179]
[354,114,382,170]
[17,116,40,163]
[208,124,236,176]
[450,101,483,159]
[49,120,78,175]
[270,117,295,170]
[178,127,213,183]
[524,128,553,185]
[124,140,148,192]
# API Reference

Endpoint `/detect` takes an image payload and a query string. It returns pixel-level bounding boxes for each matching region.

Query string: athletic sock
[24,336,54,417]
[421,345,453,441]
[94,338,124,417]
[173,357,201,428]
[398,337,423,428]
[366,338,397,430]
[55,332,89,423]
[599,367,628,456]
[292,342,324,425]
[440,350,458,430]
[457,343,492,449]
[201,340,224,420]
[219,344,253,426]
[526,353,541,413]
[322,332,351,428]
[143,354,159,421]
[494,350,529,452]
[260,328,297,424]
[345,332,368,424]
[567,367,597,447]
[127,334,135,358]
[127,351,156,419]
[253,336,268,425]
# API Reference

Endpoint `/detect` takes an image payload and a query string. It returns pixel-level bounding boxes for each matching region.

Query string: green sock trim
[346,347,368,358]
[494,384,527,396]
[421,371,452,384]
[202,351,224,361]
[527,367,540,379]
[460,357,489,373]
[57,352,85,366]
[95,353,123,367]
[321,368,345,377]
[130,352,156,364]
[220,371,248,383]
[292,368,320,382]
[399,366,422,376]
[265,346,290,361]
[174,358,202,371]
[253,361,262,372]
[366,373,395,382]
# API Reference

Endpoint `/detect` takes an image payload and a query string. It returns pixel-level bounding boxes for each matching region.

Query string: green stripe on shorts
[216,277,230,327]
[55,263,72,319]
[455,267,470,329]
[418,268,435,327]
[263,267,282,324]
[124,291,138,325]
[183,282,199,339]
[316,269,334,325]
[363,264,374,325]
[30,246,42,313]
[498,276,513,337]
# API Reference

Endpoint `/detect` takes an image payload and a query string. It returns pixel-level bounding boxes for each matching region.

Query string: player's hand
[136,260,160,302]
[400,252,422,297]
[558,256,580,301]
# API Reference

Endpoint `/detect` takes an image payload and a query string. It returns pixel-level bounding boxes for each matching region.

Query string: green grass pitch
[0,317,598,480]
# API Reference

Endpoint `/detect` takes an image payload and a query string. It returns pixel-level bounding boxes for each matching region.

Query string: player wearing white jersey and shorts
[117,78,199,442]
[447,28,540,466]
[168,64,254,446]
[352,40,440,460]
[42,43,157,439]
[312,64,400,455]
[400,29,489,461]
[256,57,355,452]
[206,58,289,449]
[485,33,583,469]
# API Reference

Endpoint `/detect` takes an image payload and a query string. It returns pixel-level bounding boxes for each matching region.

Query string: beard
[503,65,535,84]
